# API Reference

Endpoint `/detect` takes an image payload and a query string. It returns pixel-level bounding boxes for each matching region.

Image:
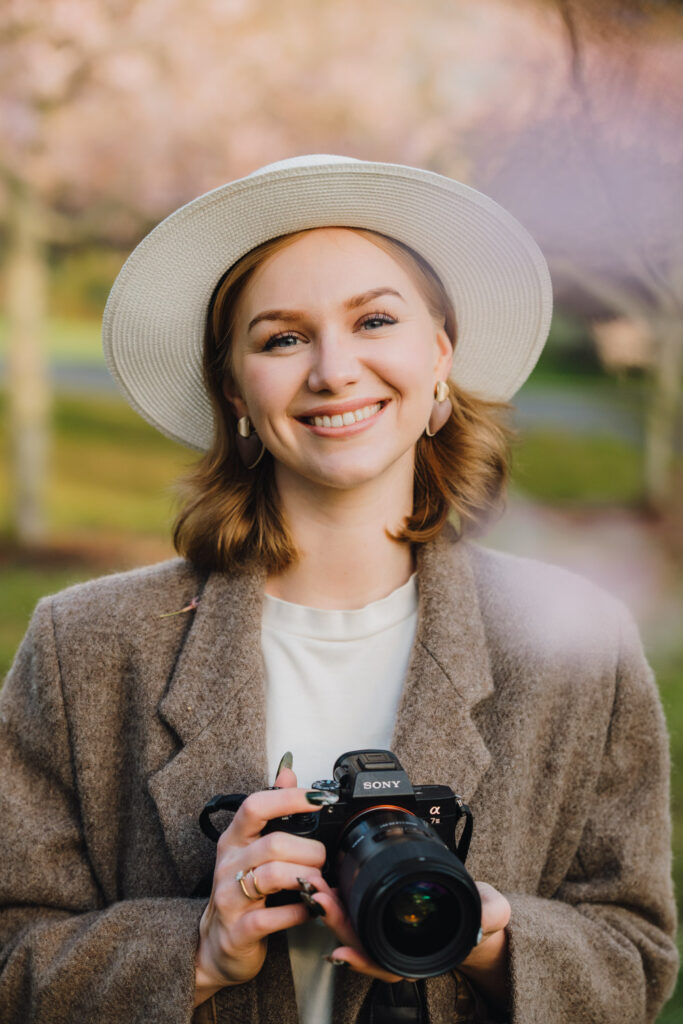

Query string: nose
[307,332,361,393]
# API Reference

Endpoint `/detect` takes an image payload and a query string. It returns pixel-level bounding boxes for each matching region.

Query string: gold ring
[235,868,261,901]
[248,868,266,898]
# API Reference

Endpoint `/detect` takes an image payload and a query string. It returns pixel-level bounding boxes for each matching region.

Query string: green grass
[513,430,644,504]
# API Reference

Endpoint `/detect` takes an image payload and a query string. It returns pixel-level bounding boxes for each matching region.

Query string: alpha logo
[363,780,401,790]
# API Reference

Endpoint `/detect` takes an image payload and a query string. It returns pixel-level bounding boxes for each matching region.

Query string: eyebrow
[247,287,405,332]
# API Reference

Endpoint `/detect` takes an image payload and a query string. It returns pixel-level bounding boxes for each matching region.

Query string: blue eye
[263,333,302,351]
[360,313,396,330]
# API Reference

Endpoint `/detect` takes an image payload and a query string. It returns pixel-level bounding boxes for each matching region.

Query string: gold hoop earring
[425,381,451,437]
[236,415,266,469]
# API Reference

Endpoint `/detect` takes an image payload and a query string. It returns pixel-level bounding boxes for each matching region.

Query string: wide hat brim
[103,156,553,451]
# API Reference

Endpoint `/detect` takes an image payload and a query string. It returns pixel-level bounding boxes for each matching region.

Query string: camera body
[263,748,471,879]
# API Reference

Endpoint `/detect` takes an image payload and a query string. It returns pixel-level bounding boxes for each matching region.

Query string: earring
[236,415,266,469]
[425,380,451,437]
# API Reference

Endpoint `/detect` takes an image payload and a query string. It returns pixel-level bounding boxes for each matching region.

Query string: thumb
[274,751,298,788]
[275,767,298,788]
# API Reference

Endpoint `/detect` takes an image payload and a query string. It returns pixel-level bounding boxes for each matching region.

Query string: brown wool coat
[0,528,678,1024]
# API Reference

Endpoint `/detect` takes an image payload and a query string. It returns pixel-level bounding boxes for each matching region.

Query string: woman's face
[227,228,453,496]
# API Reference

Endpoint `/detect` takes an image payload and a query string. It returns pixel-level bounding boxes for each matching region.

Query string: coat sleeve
[0,598,234,1024]
[504,606,678,1024]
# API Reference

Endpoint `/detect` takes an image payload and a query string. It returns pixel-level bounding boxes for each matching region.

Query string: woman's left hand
[456,881,511,1008]
[311,879,511,1000]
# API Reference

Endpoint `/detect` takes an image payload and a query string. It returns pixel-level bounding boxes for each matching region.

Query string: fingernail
[296,877,326,917]
[325,956,347,967]
[306,790,339,806]
[301,891,326,917]
[276,751,293,776]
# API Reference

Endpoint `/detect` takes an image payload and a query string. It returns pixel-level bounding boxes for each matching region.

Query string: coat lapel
[393,529,494,801]
[147,564,269,895]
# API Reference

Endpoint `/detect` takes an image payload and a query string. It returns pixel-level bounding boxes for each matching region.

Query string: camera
[200,749,481,978]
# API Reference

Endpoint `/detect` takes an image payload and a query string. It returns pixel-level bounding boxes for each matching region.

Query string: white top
[261,575,419,1024]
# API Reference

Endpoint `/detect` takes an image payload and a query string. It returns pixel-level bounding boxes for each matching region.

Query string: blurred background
[0,0,681,1014]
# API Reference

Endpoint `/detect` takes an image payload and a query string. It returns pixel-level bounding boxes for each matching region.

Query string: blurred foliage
[535,310,602,377]
[48,247,128,320]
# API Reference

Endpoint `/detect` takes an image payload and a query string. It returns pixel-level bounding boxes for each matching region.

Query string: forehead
[237,228,424,315]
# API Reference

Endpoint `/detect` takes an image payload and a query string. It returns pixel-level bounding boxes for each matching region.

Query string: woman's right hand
[194,763,334,1007]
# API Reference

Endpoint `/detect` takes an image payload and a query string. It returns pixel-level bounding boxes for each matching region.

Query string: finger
[327,944,406,984]
[310,890,357,948]
[221,787,336,847]
[311,891,406,982]
[234,861,334,901]
[242,830,327,871]
[229,901,312,946]
[476,881,511,936]
[274,766,298,788]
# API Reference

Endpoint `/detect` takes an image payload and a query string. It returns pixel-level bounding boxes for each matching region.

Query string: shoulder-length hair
[173,228,513,574]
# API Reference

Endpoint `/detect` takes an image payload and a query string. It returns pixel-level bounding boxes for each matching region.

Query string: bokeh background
[1,0,681,1014]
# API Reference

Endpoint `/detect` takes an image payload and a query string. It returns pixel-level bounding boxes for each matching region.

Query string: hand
[309,879,511,1001]
[456,881,511,1010]
[194,763,335,1006]
[310,886,410,984]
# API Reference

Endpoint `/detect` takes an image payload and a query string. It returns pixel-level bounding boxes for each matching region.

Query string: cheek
[377,343,435,402]
[240,362,296,422]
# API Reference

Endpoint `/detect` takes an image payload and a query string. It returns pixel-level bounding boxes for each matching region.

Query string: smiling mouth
[299,401,386,428]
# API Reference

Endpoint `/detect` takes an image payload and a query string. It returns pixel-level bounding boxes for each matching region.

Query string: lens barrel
[336,807,481,978]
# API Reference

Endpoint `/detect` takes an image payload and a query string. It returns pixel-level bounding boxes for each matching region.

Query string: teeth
[310,403,382,428]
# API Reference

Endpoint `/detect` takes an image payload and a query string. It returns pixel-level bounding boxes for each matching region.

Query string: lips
[303,402,382,428]
[296,393,387,421]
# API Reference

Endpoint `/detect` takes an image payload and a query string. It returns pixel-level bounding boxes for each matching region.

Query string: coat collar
[147,529,494,1020]
[392,526,494,795]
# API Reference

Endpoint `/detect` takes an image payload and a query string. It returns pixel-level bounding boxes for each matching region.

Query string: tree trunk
[5,177,50,544]
[644,317,682,511]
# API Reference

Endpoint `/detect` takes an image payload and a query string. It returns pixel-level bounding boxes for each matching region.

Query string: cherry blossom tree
[475,0,683,509]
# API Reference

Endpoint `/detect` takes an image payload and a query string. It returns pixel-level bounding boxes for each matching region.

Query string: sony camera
[200,749,481,979]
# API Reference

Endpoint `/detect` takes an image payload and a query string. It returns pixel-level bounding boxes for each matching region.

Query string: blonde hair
[173,229,513,573]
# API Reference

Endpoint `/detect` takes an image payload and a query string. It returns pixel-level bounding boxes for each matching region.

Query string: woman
[0,155,677,1024]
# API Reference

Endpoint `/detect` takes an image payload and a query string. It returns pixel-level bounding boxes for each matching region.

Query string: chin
[307,452,412,491]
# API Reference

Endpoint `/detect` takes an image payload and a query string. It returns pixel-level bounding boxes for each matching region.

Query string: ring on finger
[235,868,263,901]
[248,868,266,898]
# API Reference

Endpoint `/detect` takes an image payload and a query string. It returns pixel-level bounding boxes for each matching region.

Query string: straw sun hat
[103,154,553,452]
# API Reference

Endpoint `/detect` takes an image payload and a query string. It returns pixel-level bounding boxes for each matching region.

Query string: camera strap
[455,798,474,863]
[358,980,427,1024]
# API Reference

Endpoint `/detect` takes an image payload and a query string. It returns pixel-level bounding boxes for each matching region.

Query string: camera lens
[336,808,481,978]
[383,880,457,956]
